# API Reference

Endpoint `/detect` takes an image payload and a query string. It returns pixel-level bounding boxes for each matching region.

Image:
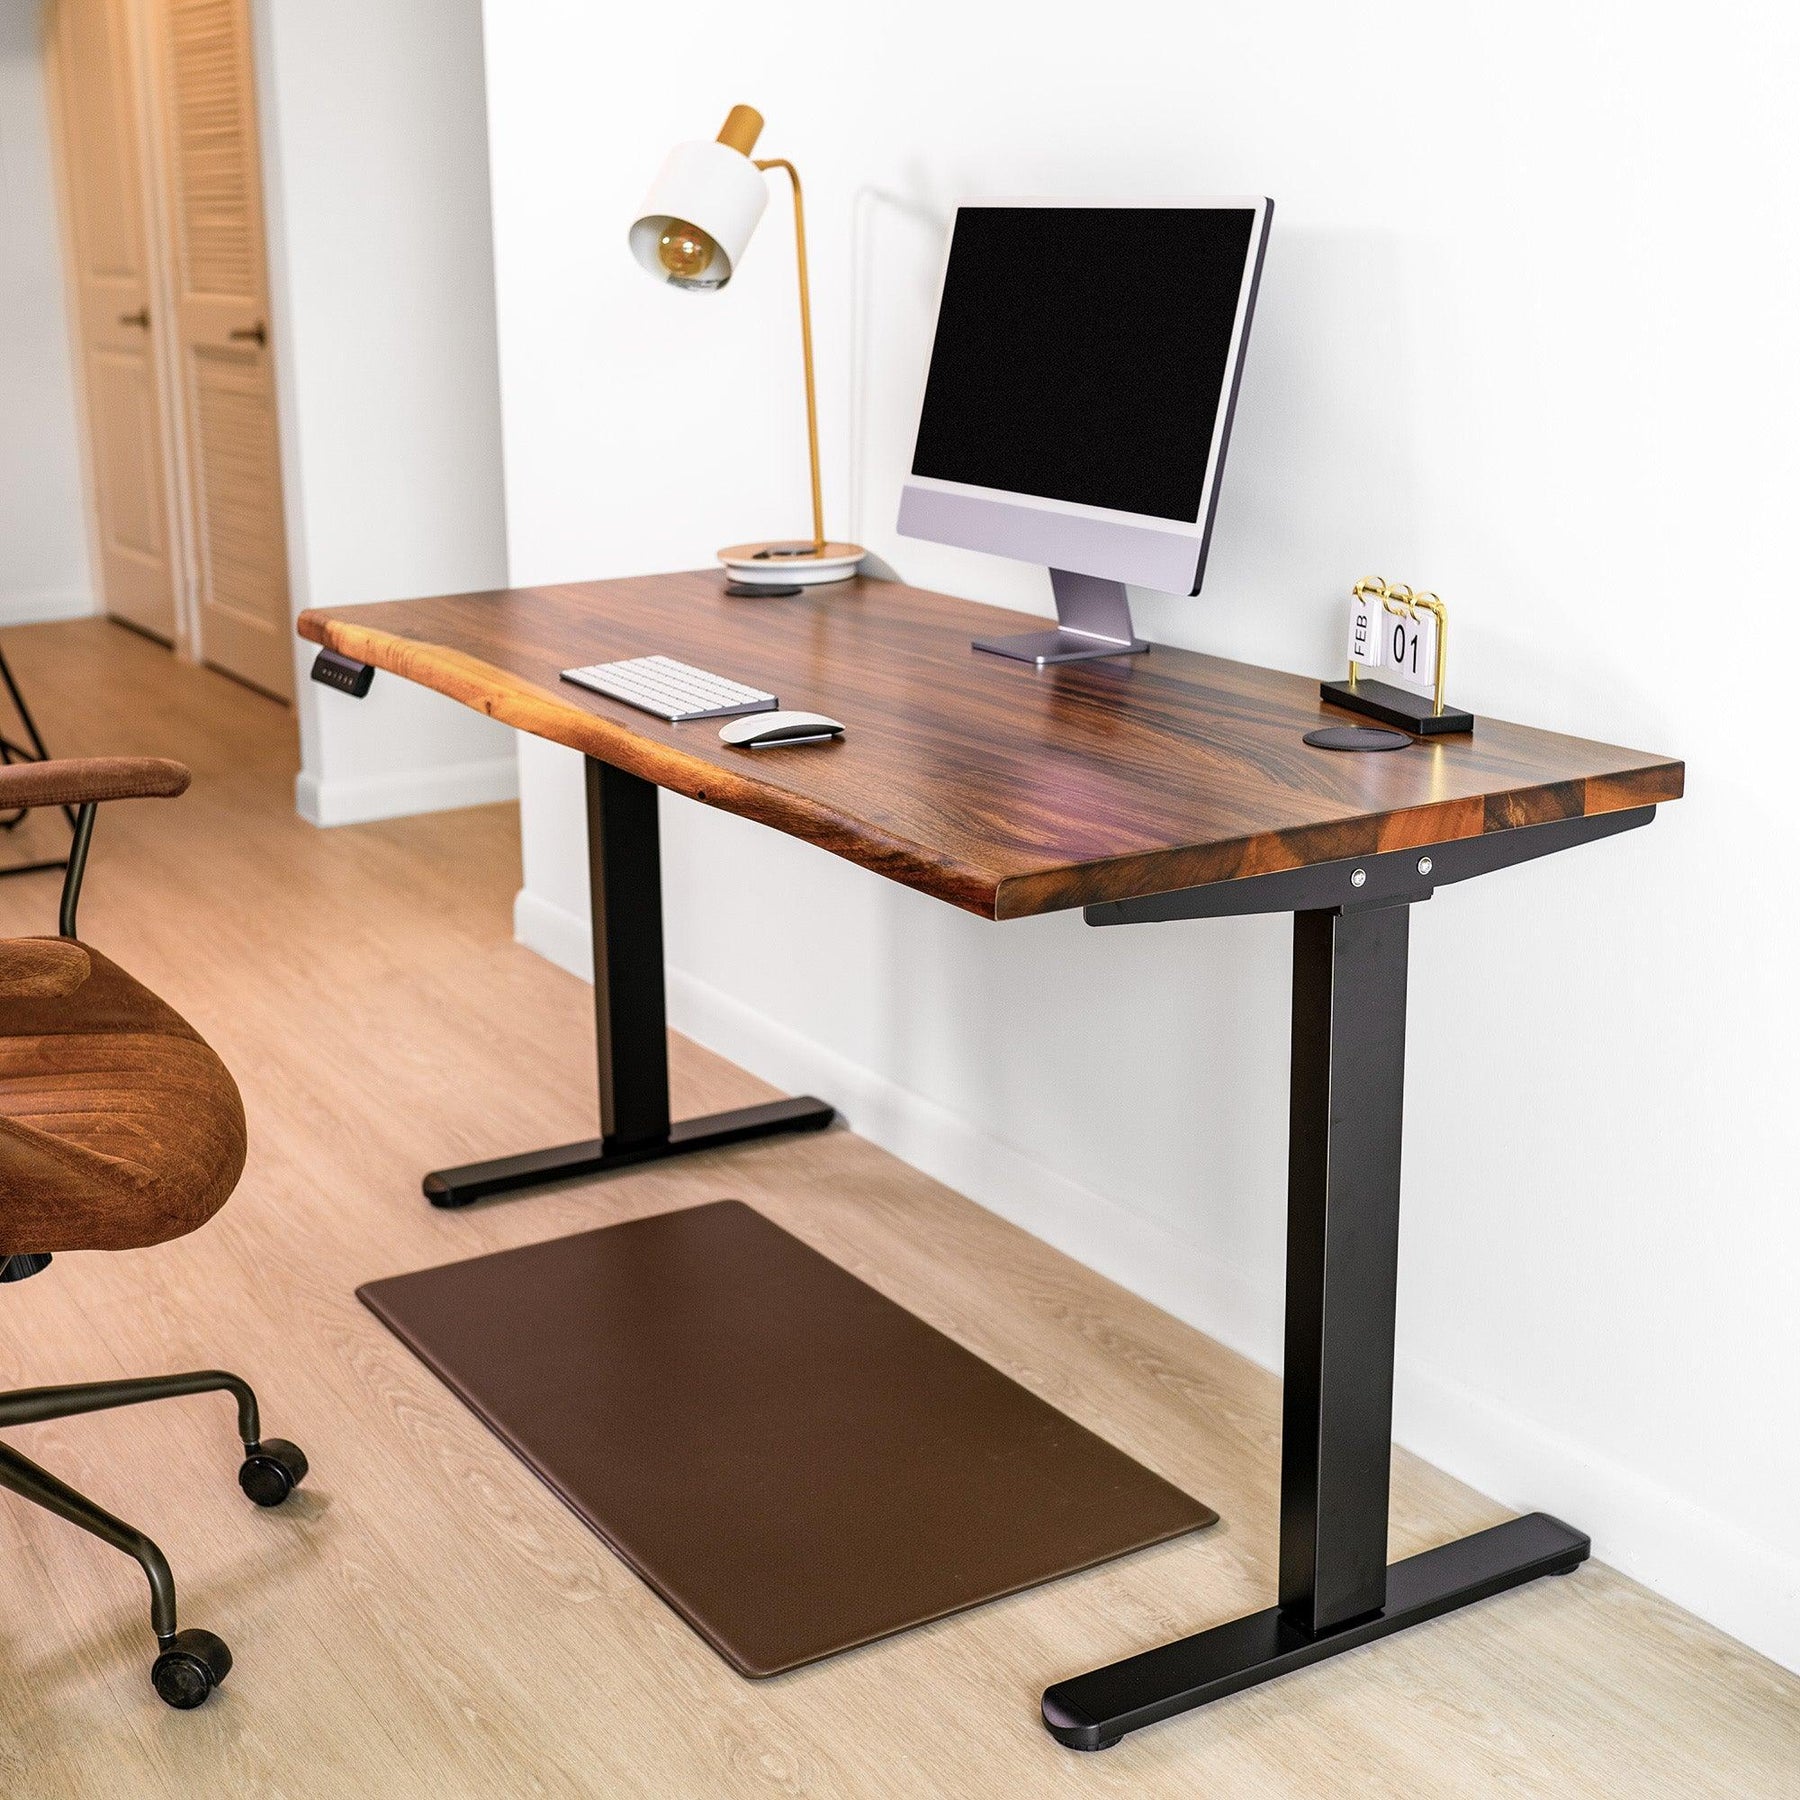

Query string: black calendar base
[1321,678,1474,736]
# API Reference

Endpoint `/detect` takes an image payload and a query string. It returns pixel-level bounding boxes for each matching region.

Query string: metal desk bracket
[1084,806,1655,927]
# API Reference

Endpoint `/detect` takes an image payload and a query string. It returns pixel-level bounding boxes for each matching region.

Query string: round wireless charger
[1303,725,1413,752]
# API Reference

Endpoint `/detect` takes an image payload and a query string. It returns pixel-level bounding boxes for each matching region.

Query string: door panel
[89,348,164,556]
[157,0,292,698]
[186,345,289,681]
[165,0,257,297]
[51,0,180,642]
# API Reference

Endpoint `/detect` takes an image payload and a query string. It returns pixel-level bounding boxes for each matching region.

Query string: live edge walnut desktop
[297,569,1683,1751]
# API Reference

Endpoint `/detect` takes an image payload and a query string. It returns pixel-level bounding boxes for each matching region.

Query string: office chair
[0,755,306,1709]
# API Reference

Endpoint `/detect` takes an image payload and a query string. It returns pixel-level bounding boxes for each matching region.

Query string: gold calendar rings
[1345,578,1452,716]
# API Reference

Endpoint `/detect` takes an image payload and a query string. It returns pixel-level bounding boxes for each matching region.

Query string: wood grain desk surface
[297,571,1683,920]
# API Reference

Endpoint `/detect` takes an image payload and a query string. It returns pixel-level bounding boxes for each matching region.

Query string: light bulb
[657,218,718,284]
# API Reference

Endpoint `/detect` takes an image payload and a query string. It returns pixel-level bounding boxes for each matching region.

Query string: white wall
[0,0,93,627]
[251,0,515,825]
[482,0,1800,1669]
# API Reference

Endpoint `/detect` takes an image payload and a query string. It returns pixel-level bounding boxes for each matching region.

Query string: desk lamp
[629,106,865,592]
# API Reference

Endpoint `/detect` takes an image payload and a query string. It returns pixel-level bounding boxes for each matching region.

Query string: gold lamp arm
[755,158,826,552]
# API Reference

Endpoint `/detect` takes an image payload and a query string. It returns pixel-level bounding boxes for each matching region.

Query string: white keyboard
[559,655,779,723]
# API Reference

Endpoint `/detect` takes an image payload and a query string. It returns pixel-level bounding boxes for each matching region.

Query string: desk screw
[1350,868,1367,888]
[1417,856,1434,876]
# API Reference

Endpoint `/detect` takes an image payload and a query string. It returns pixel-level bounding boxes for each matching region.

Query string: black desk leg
[425,759,835,1206]
[1041,900,1588,1750]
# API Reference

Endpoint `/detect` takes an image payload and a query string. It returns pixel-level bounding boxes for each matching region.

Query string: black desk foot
[1041,1512,1589,1751]
[424,1096,836,1208]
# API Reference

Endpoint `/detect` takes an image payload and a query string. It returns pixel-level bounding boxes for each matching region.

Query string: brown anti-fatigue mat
[357,1200,1215,1676]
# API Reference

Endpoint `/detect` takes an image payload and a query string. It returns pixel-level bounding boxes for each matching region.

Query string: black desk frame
[424,760,834,1207]
[424,736,1649,1747]
[1040,806,1655,1749]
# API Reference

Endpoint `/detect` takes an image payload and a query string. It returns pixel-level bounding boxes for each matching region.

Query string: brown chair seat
[0,942,246,1255]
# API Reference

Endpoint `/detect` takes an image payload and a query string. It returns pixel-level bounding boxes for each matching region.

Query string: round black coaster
[725,581,803,598]
[1303,725,1413,752]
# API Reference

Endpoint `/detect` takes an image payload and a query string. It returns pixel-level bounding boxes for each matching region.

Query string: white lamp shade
[629,139,768,289]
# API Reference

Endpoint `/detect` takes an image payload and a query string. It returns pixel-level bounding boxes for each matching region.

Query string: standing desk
[299,570,1683,1748]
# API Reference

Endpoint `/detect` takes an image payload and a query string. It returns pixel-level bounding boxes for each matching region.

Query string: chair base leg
[0,1368,308,1706]
[0,1437,180,1641]
[0,1367,262,1440]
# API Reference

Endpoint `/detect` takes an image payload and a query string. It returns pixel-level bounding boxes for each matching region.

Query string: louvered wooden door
[153,0,292,697]
[48,0,180,641]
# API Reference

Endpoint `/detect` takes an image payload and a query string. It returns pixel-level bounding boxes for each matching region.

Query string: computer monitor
[897,197,1272,663]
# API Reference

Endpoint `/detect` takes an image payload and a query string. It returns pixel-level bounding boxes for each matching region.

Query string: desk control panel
[310,649,375,698]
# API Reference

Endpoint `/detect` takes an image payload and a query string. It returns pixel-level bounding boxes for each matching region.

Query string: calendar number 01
[1392,619,1423,678]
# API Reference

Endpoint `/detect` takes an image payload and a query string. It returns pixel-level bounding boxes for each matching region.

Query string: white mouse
[718,710,845,748]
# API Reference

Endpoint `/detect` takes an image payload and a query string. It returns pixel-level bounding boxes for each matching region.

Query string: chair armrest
[0,756,190,811]
[0,758,190,942]
[0,938,92,1000]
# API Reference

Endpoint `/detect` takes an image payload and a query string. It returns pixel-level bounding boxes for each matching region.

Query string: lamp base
[719,541,865,589]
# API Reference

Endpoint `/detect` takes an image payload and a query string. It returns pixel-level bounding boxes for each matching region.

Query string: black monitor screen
[909,206,1257,523]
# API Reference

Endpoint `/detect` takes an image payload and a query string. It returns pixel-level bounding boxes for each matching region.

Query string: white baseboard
[513,884,593,974]
[1394,1358,1799,1673]
[0,589,98,627]
[513,885,1798,1675]
[666,957,1288,1366]
[296,754,518,827]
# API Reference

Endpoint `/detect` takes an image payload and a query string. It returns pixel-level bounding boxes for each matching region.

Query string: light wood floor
[0,620,1794,1800]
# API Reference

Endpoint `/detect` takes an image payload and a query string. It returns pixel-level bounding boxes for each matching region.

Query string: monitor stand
[972,569,1151,665]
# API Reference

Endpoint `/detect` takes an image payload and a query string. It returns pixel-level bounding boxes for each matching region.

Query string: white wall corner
[256,0,511,827]
[296,753,518,828]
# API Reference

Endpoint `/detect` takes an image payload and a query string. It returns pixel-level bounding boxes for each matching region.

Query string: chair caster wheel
[152,1628,232,1708]
[239,1437,308,1507]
